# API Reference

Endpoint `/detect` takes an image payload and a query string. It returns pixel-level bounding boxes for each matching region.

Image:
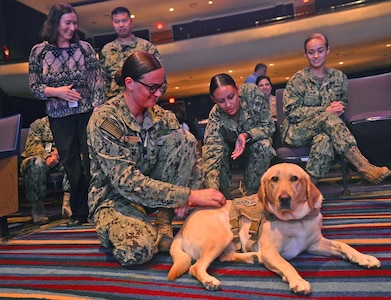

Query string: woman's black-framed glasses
[134,79,167,94]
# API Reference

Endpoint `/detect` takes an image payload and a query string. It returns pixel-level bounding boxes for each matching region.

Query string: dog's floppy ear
[306,173,322,209]
[257,172,268,210]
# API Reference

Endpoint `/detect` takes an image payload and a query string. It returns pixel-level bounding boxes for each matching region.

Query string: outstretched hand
[231,133,247,160]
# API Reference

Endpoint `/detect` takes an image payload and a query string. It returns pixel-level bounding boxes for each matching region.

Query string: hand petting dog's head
[258,163,323,221]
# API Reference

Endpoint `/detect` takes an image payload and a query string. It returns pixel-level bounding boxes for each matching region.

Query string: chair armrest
[347,110,391,125]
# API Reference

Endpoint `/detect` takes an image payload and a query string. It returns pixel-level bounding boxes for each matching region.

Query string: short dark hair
[40,3,79,44]
[255,75,272,86]
[115,51,162,86]
[254,63,267,72]
[111,6,130,18]
[304,33,329,52]
[209,73,237,96]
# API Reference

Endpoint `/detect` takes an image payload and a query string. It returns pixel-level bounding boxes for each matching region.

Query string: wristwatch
[245,132,252,144]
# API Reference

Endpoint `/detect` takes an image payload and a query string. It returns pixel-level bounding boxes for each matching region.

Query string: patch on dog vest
[229,194,265,252]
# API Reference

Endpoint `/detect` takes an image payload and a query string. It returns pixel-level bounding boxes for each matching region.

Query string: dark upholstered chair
[345,73,391,169]
[345,73,391,120]
[0,114,21,237]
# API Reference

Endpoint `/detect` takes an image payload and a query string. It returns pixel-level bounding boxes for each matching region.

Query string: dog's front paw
[188,265,221,291]
[289,278,311,295]
[356,254,381,268]
[203,280,221,291]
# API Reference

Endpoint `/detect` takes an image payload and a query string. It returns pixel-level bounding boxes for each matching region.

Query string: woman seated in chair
[281,33,390,184]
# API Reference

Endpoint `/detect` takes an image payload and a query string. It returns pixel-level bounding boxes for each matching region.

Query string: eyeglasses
[134,79,167,94]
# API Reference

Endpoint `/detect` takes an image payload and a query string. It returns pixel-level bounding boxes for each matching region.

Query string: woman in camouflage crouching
[202,73,276,198]
[87,51,226,266]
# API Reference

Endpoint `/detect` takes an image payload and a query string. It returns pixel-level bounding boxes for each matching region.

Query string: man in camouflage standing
[20,116,71,224]
[100,6,164,101]
[281,33,390,183]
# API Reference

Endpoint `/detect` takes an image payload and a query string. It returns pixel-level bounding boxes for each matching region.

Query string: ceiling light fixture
[156,23,163,30]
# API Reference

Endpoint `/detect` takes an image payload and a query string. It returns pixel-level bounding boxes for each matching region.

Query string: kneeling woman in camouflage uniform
[87,51,226,266]
[202,73,276,197]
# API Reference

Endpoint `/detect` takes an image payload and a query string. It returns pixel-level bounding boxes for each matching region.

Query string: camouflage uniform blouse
[100,35,162,100]
[202,83,275,190]
[21,116,55,161]
[87,93,191,221]
[29,41,105,118]
[281,67,348,145]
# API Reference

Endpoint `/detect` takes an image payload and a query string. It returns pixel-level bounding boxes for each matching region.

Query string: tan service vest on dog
[229,194,265,252]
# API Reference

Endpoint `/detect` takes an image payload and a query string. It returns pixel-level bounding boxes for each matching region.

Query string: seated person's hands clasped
[326,101,345,116]
[45,148,60,168]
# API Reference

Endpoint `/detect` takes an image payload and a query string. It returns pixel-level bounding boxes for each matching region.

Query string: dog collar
[264,208,320,222]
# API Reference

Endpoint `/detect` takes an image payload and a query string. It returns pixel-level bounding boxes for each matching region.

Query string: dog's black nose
[279,196,291,210]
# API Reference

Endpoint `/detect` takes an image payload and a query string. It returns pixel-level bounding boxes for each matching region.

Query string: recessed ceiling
[3,0,391,100]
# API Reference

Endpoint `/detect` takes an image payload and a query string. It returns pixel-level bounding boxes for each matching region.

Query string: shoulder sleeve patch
[100,119,123,140]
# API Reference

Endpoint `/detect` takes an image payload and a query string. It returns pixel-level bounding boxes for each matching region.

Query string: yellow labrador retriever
[168,163,381,294]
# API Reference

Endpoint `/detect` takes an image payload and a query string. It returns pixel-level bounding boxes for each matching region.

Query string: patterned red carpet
[0,197,390,299]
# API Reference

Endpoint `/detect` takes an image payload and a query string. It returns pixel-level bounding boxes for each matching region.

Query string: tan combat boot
[344,146,391,184]
[155,208,175,252]
[62,192,72,218]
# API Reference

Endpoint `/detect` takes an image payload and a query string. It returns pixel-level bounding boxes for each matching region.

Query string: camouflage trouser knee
[306,133,335,178]
[149,129,203,189]
[20,156,67,202]
[215,143,233,192]
[94,198,158,266]
[244,138,275,193]
[218,138,275,194]
[283,112,356,178]
[20,156,49,203]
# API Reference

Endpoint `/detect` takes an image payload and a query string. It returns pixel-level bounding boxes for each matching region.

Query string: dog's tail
[167,233,192,280]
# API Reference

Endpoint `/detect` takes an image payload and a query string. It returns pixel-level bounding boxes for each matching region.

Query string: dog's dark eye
[271,176,278,182]
[291,176,298,182]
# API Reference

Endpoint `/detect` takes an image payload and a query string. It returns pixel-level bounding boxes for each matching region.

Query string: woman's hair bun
[115,69,124,86]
